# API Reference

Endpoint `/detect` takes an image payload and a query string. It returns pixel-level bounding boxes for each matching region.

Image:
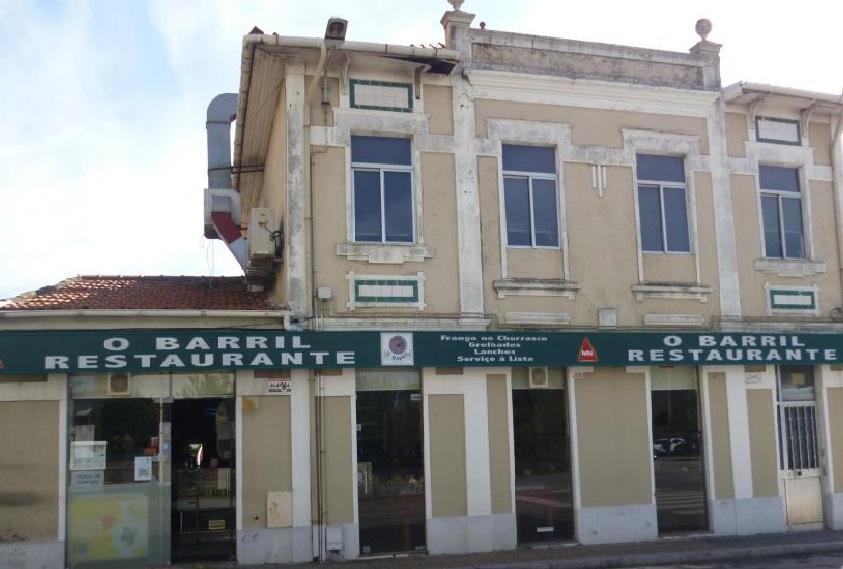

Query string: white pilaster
[708,98,742,317]
[286,62,308,315]
[452,78,485,315]
[291,369,312,528]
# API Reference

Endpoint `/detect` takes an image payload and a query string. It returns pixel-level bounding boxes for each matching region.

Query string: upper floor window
[756,117,801,146]
[502,144,559,247]
[351,136,413,243]
[760,165,804,259]
[636,154,690,253]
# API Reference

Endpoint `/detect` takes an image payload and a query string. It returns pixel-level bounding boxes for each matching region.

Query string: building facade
[2,2,843,567]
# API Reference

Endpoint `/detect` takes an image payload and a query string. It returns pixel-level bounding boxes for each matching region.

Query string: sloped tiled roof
[1,276,276,311]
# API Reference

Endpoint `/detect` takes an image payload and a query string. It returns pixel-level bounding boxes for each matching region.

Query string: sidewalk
[167,529,843,569]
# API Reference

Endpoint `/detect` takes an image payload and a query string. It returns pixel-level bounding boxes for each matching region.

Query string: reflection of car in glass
[653,432,700,457]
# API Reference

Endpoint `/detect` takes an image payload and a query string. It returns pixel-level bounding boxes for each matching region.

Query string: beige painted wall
[747,389,779,498]
[474,100,710,154]
[809,121,833,167]
[264,86,289,307]
[241,396,292,529]
[732,172,842,317]
[479,156,720,326]
[305,76,339,127]
[826,388,843,493]
[725,112,747,158]
[507,248,564,280]
[0,400,59,541]
[424,84,454,136]
[826,387,843,492]
[428,394,468,518]
[311,147,461,316]
[575,368,652,507]
[642,254,696,284]
[486,374,512,514]
[321,396,355,525]
[707,372,734,500]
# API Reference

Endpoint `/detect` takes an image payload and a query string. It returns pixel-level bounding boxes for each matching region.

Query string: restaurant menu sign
[0,330,840,374]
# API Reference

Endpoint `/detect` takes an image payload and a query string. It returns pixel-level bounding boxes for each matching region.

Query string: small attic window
[756,116,801,145]
[350,79,413,112]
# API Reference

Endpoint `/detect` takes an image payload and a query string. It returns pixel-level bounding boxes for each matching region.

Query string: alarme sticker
[577,338,598,363]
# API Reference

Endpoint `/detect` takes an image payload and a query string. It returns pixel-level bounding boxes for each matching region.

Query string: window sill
[754,258,826,277]
[632,282,712,303]
[337,242,433,264]
[493,278,579,299]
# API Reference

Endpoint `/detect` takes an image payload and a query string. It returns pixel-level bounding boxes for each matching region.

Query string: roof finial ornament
[695,18,712,42]
[448,0,465,12]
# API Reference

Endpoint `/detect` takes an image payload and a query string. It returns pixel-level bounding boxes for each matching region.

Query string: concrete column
[285,61,308,316]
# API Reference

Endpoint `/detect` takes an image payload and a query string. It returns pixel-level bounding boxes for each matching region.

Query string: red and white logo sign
[577,338,598,363]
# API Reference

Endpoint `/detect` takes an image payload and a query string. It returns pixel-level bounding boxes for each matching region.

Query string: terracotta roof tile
[1,276,276,311]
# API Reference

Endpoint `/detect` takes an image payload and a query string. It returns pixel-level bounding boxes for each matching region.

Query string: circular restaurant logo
[381,332,414,366]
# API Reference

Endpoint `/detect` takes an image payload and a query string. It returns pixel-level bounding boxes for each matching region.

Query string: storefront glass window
[512,367,573,543]
[356,369,425,554]
[67,374,171,568]
[651,366,708,533]
[66,372,236,568]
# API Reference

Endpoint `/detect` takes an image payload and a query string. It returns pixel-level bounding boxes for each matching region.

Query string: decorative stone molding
[753,258,826,277]
[765,282,819,316]
[336,242,434,264]
[632,282,712,302]
[643,313,706,326]
[493,278,579,299]
[503,312,572,325]
[346,272,426,311]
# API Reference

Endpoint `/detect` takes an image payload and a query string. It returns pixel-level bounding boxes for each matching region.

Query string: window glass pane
[354,169,382,241]
[351,136,411,165]
[383,171,414,243]
[779,366,815,402]
[761,194,783,257]
[504,176,532,246]
[636,154,685,183]
[760,165,800,192]
[782,197,805,258]
[532,178,559,247]
[638,185,664,252]
[502,145,555,174]
[663,186,690,252]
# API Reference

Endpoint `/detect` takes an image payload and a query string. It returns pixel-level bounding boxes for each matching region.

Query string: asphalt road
[632,551,843,568]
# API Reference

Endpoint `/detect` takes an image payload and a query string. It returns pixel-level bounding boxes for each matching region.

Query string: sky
[0,0,840,299]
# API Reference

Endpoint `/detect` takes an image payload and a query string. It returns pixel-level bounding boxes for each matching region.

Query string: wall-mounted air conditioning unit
[248,208,276,258]
[107,372,131,396]
[529,367,549,389]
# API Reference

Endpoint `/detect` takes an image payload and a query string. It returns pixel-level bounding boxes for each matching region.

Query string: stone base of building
[576,504,658,544]
[0,540,64,569]
[427,514,516,555]
[709,497,786,535]
[236,527,312,564]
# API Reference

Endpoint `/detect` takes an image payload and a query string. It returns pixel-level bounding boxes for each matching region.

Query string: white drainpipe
[204,92,247,267]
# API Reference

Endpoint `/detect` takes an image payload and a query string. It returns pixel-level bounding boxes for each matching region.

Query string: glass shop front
[66,372,236,568]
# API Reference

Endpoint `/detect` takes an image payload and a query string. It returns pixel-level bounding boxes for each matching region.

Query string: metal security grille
[779,402,819,471]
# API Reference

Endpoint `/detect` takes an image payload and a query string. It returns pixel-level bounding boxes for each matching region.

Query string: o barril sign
[0,330,840,374]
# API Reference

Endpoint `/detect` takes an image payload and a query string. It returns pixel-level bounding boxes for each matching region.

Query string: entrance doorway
[356,369,425,555]
[170,398,236,562]
[777,366,823,526]
[512,367,573,543]
[650,367,708,534]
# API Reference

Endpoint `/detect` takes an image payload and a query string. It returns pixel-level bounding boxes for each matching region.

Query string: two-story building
[2,2,843,568]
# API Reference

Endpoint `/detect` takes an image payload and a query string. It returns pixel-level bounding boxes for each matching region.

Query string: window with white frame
[759,165,804,259]
[636,154,691,253]
[502,144,559,247]
[351,135,414,243]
